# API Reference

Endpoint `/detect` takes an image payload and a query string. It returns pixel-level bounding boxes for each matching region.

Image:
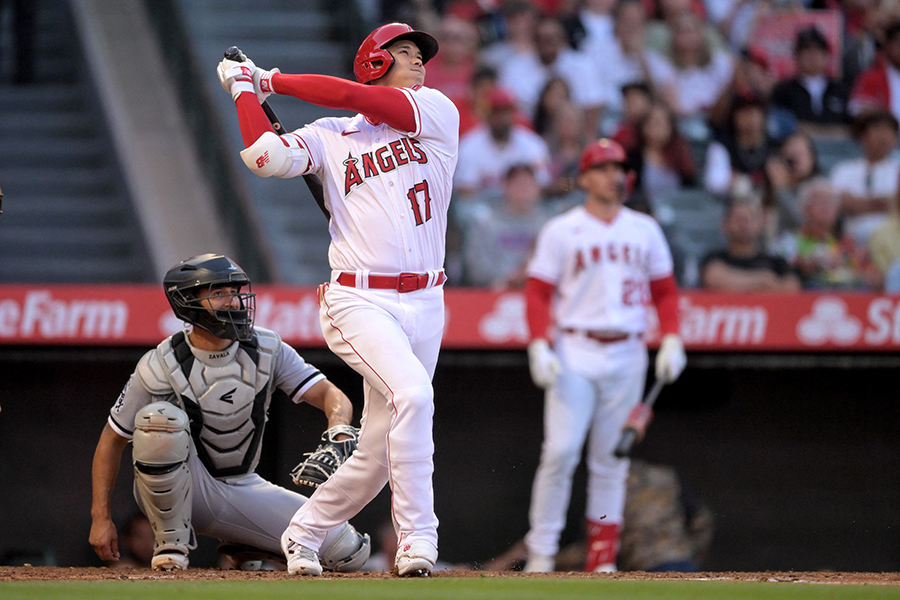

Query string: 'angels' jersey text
[528,205,674,333]
[343,138,429,196]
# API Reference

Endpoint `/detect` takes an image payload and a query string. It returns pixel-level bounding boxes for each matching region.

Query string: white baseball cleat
[281,530,323,576]
[151,550,189,571]
[394,540,437,577]
[523,553,554,573]
[592,562,617,573]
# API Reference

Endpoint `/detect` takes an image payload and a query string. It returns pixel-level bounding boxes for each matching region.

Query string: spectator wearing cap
[850,20,900,120]
[455,87,553,198]
[770,27,850,129]
[703,93,779,197]
[828,110,900,244]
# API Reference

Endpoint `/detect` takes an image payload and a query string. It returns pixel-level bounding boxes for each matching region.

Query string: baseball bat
[225,46,330,220]
[613,378,665,458]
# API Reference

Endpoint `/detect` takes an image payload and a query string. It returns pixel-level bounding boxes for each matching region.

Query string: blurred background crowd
[355,0,900,293]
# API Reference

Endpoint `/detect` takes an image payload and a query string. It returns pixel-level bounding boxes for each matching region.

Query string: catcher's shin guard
[133,402,196,560]
[320,523,371,572]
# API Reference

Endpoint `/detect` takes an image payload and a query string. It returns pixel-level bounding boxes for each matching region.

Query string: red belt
[336,271,446,293]
[563,329,638,343]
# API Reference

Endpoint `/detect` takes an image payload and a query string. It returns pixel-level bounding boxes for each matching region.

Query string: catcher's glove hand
[290,424,359,489]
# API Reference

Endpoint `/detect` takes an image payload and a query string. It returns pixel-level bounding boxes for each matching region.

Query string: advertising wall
[2,285,900,352]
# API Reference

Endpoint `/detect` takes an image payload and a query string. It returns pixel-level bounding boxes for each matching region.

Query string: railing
[142,0,277,282]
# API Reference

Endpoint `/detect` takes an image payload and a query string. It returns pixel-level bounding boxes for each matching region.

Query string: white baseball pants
[286,282,444,552]
[525,334,647,556]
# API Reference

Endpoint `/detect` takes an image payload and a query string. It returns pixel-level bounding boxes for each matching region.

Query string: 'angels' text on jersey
[527,205,674,333]
[343,138,429,196]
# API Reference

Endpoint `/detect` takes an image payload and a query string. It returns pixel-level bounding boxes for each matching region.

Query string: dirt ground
[2,566,899,585]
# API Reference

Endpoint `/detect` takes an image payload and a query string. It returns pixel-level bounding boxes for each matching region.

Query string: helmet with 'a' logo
[353,22,439,84]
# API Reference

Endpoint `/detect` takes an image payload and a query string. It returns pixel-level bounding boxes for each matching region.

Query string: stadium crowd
[358,0,900,292]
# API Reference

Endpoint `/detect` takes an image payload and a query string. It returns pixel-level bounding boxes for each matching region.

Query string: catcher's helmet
[163,254,256,342]
[353,22,438,84]
[578,138,628,174]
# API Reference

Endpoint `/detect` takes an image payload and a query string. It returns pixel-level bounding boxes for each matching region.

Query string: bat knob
[224,46,244,61]
[613,428,638,458]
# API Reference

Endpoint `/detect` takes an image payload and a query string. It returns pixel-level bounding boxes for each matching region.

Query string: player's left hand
[655,334,686,383]
[217,57,255,100]
[251,63,280,104]
[290,425,359,489]
[527,338,561,389]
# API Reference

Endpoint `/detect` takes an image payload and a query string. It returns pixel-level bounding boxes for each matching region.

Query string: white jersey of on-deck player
[527,205,673,334]
[279,85,459,274]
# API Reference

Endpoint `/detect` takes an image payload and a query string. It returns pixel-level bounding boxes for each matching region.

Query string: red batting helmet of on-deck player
[578,138,628,174]
[354,22,439,84]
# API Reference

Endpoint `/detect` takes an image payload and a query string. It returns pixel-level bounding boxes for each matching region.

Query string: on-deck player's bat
[224,46,330,220]
[613,378,665,458]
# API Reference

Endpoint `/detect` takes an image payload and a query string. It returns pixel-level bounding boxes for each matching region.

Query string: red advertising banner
[0,285,899,351]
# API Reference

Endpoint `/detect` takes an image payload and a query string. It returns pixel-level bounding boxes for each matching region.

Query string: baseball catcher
[89,254,371,572]
[291,425,359,489]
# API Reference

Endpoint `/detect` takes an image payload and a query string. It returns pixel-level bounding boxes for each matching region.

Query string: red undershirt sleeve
[235,91,276,148]
[526,277,556,342]
[649,274,680,336]
[272,73,417,133]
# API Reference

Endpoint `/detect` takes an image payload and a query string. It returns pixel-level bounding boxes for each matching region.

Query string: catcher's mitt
[290,424,359,489]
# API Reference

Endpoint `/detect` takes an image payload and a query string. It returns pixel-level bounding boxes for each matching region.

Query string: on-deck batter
[523,139,687,572]
[217,22,459,577]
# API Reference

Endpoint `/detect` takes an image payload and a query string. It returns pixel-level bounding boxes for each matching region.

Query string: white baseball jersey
[527,205,673,334]
[278,85,459,274]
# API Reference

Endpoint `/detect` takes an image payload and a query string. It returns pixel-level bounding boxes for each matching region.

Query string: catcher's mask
[163,254,256,342]
[354,22,438,84]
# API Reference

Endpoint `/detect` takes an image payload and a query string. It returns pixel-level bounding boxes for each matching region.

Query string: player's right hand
[527,338,561,389]
[89,518,120,563]
[216,57,255,100]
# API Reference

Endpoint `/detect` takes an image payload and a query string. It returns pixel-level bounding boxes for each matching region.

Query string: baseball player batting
[522,139,686,572]
[217,22,458,577]
[89,254,370,572]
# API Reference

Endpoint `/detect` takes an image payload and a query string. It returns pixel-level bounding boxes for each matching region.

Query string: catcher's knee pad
[133,402,196,554]
[320,523,371,572]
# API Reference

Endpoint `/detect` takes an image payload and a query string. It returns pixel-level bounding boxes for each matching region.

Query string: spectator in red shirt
[849,20,900,120]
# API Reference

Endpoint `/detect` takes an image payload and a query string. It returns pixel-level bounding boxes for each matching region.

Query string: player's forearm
[649,274,680,335]
[525,277,555,341]
[307,381,353,430]
[272,73,416,132]
[235,91,276,147]
[702,264,772,291]
[91,424,128,521]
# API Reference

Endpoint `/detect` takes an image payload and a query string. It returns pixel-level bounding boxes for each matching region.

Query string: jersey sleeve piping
[288,371,326,403]
[397,88,422,137]
[108,414,133,439]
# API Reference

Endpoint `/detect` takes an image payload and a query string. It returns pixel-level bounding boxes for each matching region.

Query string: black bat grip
[223,46,282,132]
[613,428,638,459]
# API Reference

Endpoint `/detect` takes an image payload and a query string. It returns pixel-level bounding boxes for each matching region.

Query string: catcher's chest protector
[154,330,279,477]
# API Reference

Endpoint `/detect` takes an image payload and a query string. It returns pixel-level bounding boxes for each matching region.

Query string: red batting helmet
[578,138,628,174]
[354,22,439,84]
